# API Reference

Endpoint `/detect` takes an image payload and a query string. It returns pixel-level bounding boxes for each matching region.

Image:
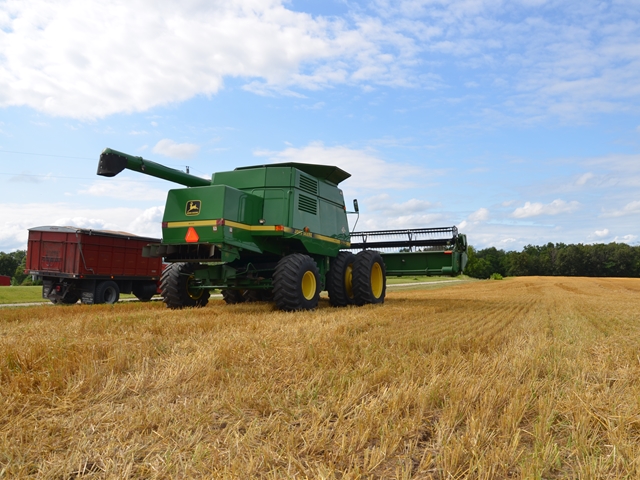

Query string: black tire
[60,292,79,304]
[222,289,246,304]
[273,254,320,311]
[95,281,120,304]
[242,289,274,302]
[327,251,356,307]
[161,262,210,309]
[352,250,386,306]
[133,282,158,302]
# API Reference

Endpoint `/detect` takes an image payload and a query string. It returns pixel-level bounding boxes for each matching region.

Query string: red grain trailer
[0,275,10,286]
[26,226,162,304]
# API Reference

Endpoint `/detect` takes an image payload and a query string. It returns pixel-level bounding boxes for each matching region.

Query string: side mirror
[353,199,359,213]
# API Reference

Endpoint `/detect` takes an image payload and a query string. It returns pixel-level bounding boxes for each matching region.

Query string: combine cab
[97,148,467,311]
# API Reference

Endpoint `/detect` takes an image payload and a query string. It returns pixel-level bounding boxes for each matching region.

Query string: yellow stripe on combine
[165,219,218,228]
[223,220,275,231]
[165,219,350,247]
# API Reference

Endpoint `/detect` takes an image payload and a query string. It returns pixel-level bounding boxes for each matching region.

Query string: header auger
[97,148,467,311]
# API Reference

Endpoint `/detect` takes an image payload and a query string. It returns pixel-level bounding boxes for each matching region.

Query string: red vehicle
[0,275,10,286]
[26,226,162,304]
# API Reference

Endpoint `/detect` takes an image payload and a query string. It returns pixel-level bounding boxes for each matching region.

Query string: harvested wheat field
[2,276,640,478]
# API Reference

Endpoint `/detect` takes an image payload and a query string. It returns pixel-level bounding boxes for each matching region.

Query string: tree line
[0,250,31,285]
[3,242,640,284]
[465,242,640,279]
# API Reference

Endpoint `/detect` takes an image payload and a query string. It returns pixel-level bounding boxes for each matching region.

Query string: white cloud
[0,0,422,119]
[511,199,580,218]
[614,234,638,244]
[1,0,639,122]
[0,202,157,251]
[594,229,609,238]
[366,194,433,215]
[372,0,640,120]
[153,139,200,160]
[602,200,640,218]
[575,172,594,186]
[255,141,430,190]
[356,212,444,231]
[8,172,54,184]
[127,206,164,239]
[52,217,119,231]
[468,207,489,222]
[79,179,167,202]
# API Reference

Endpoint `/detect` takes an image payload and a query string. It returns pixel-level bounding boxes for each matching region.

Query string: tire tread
[352,250,386,306]
[273,254,320,311]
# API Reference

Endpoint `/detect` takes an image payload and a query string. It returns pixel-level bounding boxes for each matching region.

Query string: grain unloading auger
[97,148,467,311]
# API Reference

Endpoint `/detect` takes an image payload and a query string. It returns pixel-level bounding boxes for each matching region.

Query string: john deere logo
[186,200,201,216]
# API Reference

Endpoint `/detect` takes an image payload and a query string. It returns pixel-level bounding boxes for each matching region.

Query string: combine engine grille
[348,226,459,252]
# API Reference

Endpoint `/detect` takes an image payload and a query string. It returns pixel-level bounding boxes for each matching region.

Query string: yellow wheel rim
[370,262,383,299]
[186,275,203,300]
[301,271,316,300]
[344,264,354,299]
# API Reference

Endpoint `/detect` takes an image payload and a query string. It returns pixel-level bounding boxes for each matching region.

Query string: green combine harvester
[97,148,467,311]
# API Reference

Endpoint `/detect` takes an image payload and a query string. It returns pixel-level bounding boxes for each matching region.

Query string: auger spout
[97,148,210,187]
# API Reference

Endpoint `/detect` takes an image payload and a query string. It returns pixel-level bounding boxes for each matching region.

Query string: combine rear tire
[273,254,320,311]
[222,289,246,304]
[352,250,386,306]
[95,281,120,304]
[327,251,356,307]
[161,262,210,309]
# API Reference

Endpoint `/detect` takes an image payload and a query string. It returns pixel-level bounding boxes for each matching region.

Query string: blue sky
[1,0,639,252]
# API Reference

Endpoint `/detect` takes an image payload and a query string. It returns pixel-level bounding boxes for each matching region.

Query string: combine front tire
[353,250,386,306]
[327,251,355,307]
[161,262,210,309]
[273,254,320,311]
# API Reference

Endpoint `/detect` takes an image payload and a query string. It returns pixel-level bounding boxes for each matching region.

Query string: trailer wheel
[273,254,320,311]
[222,289,246,304]
[327,251,356,307]
[60,292,79,304]
[50,293,78,305]
[161,262,210,309]
[353,250,386,306]
[95,281,120,304]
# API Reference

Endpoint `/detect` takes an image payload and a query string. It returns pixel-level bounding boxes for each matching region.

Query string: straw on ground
[1,276,640,478]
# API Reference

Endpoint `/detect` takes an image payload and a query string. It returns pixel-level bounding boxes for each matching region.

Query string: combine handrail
[348,226,459,252]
